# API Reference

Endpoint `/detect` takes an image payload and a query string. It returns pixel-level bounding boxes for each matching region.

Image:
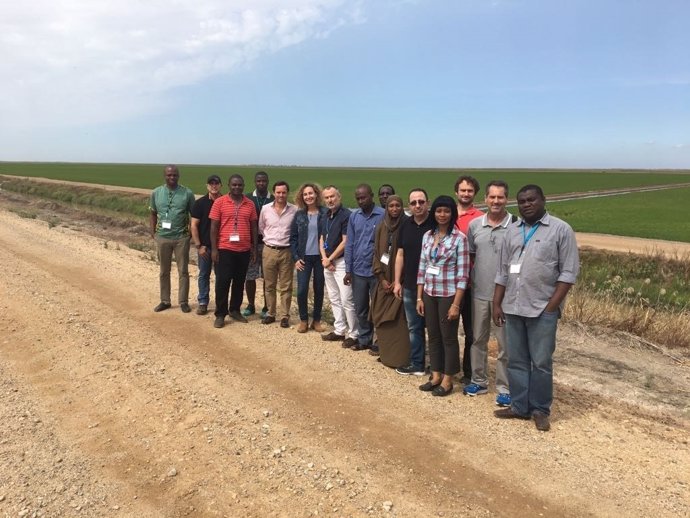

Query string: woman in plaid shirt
[416,195,469,396]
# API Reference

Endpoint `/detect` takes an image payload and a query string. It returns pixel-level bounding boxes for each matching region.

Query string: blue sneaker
[462,383,488,396]
[241,304,255,317]
[495,393,512,407]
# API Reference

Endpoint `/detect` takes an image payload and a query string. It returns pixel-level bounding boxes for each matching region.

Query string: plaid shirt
[417,227,469,297]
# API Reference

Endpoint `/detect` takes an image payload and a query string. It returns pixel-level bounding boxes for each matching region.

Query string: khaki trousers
[262,246,294,319]
[155,235,191,304]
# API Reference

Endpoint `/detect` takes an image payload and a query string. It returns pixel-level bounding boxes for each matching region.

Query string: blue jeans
[505,311,559,416]
[352,274,377,346]
[297,255,325,321]
[197,252,214,305]
[403,287,426,370]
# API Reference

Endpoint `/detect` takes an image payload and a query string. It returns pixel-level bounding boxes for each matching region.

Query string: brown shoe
[494,407,530,420]
[280,317,290,328]
[533,411,551,432]
[297,321,308,333]
[342,337,358,348]
[261,316,276,325]
[322,332,345,342]
[310,320,326,333]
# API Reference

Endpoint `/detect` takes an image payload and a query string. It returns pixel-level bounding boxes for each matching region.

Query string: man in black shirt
[191,175,222,315]
[393,188,433,376]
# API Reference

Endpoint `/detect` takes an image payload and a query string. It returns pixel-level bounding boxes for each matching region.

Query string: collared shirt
[248,189,275,241]
[455,205,484,235]
[467,212,514,301]
[320,205,351,255]
[345,205,385,277]
[397,214,434,289]
[208,194,257,252]
[149,184,196,239]
[259,202,297,247]
[495,212,579,317]
[417,227,469,297]
[191,194,218,247]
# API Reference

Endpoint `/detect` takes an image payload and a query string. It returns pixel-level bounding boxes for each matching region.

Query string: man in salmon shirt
[454,174,484,384]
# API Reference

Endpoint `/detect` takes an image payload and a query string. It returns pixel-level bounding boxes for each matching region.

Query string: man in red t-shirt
[454,174,484,384]
[209,174,258,328]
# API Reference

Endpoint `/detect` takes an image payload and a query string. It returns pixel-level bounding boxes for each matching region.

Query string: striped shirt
[417,227,469,297]
[208,194,257,252]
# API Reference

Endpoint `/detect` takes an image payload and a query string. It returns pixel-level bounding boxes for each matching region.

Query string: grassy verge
[565,249,690,350]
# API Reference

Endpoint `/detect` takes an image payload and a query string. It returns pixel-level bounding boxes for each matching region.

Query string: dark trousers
[352,274,377,346]
[461,286,473,378]
[423,293,461,376]
[297,255,325,322]
[215,250,251,317]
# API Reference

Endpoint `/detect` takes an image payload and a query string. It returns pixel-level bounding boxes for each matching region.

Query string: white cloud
[0,0,362,128]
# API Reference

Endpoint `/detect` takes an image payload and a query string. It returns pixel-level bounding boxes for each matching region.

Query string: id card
[510,263,521,274]
[161,220,172,230]
[427,265,440,276]
[380,253,390,265]
[229,234,240,242]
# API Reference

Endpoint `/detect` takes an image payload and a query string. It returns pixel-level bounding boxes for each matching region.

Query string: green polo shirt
[149,184,196,239]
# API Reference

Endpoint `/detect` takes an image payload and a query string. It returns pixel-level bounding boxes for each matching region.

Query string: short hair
[294,182,323,209]
[454,174,480,194]
[429,195,458,234]
[255,171,268,180]
[355,183,373,196]
[164,164,179,174]
[229,174,244,184]
[486,180,509,196]
[273,180,290,192]
[517,184,545,200]
[408,187,428,200]
[322,184,340,194]
[378,184,395,194]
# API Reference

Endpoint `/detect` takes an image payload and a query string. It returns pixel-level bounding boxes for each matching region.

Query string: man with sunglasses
[393,188,433,376]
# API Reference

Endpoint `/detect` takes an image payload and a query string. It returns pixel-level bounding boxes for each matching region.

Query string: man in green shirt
[149,165,196,313]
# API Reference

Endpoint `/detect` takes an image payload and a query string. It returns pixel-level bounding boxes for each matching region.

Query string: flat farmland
[1,161,689,201]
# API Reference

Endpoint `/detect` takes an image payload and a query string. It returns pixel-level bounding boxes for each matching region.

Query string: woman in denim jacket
[290,183,328,333]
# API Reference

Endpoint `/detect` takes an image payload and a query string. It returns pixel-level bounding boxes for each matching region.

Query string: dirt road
[0,208,688,516]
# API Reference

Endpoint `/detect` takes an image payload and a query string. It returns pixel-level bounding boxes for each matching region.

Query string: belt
[264,244,289,250]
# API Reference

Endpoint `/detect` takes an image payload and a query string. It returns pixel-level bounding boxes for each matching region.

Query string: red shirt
[209,194,257,252]
[455,206,483,235]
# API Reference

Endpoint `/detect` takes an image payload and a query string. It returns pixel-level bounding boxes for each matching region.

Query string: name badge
[161,220,172,230]
[427,265,440,276]
[229,234,240,242]
[380,253,390,265]
[510,263,521,274]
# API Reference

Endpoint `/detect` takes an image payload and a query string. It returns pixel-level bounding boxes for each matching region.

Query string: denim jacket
[290,207,328,261]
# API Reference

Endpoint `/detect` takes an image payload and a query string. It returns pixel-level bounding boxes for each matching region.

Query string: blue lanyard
[521,222,540,253]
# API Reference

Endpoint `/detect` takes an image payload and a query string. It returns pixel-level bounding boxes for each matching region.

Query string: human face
[378,186,394,208]
[387,199,402,219]
[517,189,546,223]
[456,180,476,207]
[435,206,452,227]
[255,174,268,194]
[229,177,244,198]
[355,187,374,211]
[485,185,508,217]
[207,180,221,196]
[302,186,317,208]
[408,191,428,218]
[164,167,179,189]
[273,184,289,205]
[323,188,341,211]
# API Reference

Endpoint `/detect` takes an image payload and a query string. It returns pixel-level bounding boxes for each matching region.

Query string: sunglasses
[409,200,426,206]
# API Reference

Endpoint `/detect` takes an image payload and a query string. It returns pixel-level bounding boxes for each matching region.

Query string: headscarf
[383,195,404,234]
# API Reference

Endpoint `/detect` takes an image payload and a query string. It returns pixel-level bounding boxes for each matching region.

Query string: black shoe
[261,316,276,325]
[494,408,530,420]
[180,303,191,313]
[229,310,248,323]
[322,332,345,342]
[432,384,453,397]
[213,316,225,328]
[396,365,426,377]
[419,380,441,392]
[196,304,208,315]
[368,345,380,356]
[342,337,358,348]
[280,317,290,328]
[154,302,171,312]
[533,411,551,431]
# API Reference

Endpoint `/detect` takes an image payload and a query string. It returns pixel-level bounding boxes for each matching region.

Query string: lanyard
[430,231,448,263]
[166,187,179,215]
[521,222,540,254]
[231,196,242,231]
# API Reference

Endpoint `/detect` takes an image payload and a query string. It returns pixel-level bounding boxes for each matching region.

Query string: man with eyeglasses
[463,180,516,406]
[149,164,196,313]
[393,188,434,376]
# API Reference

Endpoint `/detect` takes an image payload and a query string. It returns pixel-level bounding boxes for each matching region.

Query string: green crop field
[546,187,690,242]
[1,161,688,202]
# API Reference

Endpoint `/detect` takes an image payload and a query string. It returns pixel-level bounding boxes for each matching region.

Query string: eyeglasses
[409,200,426,206]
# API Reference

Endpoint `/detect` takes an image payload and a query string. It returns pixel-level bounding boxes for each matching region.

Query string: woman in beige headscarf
[370,195,410,368]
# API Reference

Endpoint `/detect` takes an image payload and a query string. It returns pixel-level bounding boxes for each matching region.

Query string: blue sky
[1,0,688,168]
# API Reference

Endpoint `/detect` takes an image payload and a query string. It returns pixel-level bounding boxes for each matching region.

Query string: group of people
[149,165,579,432]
